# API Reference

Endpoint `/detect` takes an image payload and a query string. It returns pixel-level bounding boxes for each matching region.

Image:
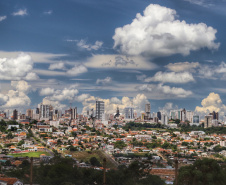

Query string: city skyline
[1,0,226,115]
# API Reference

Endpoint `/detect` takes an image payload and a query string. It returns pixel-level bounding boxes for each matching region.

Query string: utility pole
[103,158,106,185]
[175,159,178,185]
[30,157,33,185]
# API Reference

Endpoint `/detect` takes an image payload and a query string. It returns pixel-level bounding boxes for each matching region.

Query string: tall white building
[161,113,168,125]
[186,110,194,123]
[96,101,105,120]
[124,107,134,119]
[71,107,77,120]
[145,103,151,118]
[40,103,50,120]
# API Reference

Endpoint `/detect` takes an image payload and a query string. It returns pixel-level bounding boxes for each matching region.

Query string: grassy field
[65,150,117,169]
[9,151,51,158]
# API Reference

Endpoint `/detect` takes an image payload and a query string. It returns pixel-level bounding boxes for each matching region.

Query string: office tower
[161,113,168,125]
[186,110,194,122]
[36,108,39,114]
[209,111,219,120]
[96,101,105,120]
[170,110,176,120]
[181,108,186,122]
[72,107,77,120]
[145,103,151,118]
[40,104,50,119]
[13,109,18,120]
[204,115,212,128]
[193,115,199,124]
[124,107,134,119]
[58,110,62,118]
[26,109,33,118]
[157,111,161,120]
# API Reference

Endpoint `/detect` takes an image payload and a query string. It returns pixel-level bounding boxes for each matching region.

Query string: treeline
[6,156,165,185]
[178,158,226,185]
[177,124,226,134]
[123,122,164,131]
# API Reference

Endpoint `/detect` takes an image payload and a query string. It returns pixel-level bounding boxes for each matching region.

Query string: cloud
[81,94,149,115]
[96,77,112,85]
[3,90,31,108]
[75,94,90,102]
[159,102,178,115]
[0,16,7,22]
[113,4,219,57]
[0,51,67,64]
[43,10,53,15]
[40,87,55,96]
[24,72,39,81]
[110,97,121,104]
[66,64,88,76]
[198,65,217,79]
[42,86,79,102]
[195,92,226,113]
[0,53,34,80]
[165,62,200,72]
[184,0,213,7]
[136,74,147,81]
[137,83,193,98]
[85,54,157,70]
[42,97,66,110]
[67,39,103,51]
[49,62,65,70]
[0,94,8,106]
[217,62,226,73]
[11,80,31,93]
[0,81,31,108]
[144,71,195,84]
[12,9,28,16]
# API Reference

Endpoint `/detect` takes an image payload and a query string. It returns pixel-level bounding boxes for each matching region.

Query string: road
[100,150,119,168]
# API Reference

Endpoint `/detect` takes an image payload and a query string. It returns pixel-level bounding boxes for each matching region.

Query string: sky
[1,0,226,116]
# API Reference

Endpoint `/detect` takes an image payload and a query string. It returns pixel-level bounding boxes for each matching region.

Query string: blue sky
[0,0,226,115]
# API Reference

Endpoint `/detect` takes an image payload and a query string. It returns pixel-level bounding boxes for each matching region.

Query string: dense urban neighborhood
[0,102,226,184]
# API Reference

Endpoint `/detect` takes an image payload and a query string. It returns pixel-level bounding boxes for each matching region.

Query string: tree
[6,132,14,139]
[178,158,226,185]
[89,157,101,167]
[114,141,127,149]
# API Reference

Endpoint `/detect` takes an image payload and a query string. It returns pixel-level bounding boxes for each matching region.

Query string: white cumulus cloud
[49,62,65,70]
[66,64,88,76]
[113,4,219,57]
[165,62,200,72]
[144,71,195,84]
[12,9,28,16]
[137,83,192,99]
[67,39,103,51]
[0,53,34,80]
[40,87,55,96]
[11,80,31,93]
[0,16,7,22]
[195,92,226,114]
[96,77,112,85]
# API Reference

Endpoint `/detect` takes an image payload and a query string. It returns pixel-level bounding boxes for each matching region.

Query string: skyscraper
[40,103,50,120]
[72,107,77,120]
[210,111,219,120]
[96,101,105,120]
[157,111,161,120]
[124,107,134,119]
[12,109,18,120]
[204,115,212,128]
[145,103,151,118]
[26,109,33,118]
